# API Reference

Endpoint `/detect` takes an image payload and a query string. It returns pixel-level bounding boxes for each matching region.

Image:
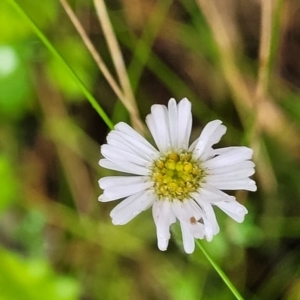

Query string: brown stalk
[60,0,144,132]
[93,0,144,133]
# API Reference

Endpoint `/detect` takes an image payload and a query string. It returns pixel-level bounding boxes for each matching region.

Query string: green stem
[6,0,114,130]
[196,240,244,300]
[268,0,284,77]
[128,0,173,92]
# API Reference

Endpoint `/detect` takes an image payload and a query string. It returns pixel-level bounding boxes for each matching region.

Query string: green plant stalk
[6,0,114,130]
[268,0,284,77]
[128,0,173,92]
[196,240,244,300]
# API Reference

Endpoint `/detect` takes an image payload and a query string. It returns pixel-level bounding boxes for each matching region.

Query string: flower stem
[196,240,244,300]
[6,0,114,130]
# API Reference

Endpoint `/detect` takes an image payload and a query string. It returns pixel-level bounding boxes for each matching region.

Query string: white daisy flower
[98,98,257,254]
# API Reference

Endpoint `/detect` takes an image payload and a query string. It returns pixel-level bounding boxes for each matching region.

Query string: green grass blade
[128,0,173,92]
[196,240,244,300]
[6,0,114,130]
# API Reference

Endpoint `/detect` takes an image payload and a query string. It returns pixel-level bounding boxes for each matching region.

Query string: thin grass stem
[268,0,284,75]
[6,0,114,129]
[196,240,244,300]
[195,0,254,121]
[59,0,125,106]
[93,0,144,133]
[256,0,274,98]
[128,0,173,92]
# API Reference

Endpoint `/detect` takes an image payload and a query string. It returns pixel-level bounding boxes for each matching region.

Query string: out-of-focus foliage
[0,246,79,300]
[1,0,300,299]
[0,45,32,121]
[0,153,19,211]
[45,36,97,99]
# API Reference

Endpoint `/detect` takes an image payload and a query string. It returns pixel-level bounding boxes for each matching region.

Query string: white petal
[177,98,192,150]
[203,147,253,169]
[115,122,158,154]
[189,137,199,151]
[196,201,220,238]
[168,98,178,148]
[100,157,149,176]
[207,178,257,191]
[192,184,235,203]
[152,200,176,251]
[99,181,153,202]
[110,191,154,225]
[179,222,195,254]
[107,131,157,161]
[106,134,135,154]
[211,146,242,155]
[146,105,171,152]
[193,120,226,158]
[171,200,207,252]
[183,200,204,222]
[107,130,158,160]
[171,200,201,222]
[98,176,147,189]
[101,144,150,167]
[208,161,255,175]
[206,167,255,181]
[188,222,205,239]
[99,158,130,173]
[215,201,248,223]
[110,192,140,217]
[179,201,206,239]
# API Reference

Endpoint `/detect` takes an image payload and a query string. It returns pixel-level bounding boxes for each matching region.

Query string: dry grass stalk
[196,0,300,156]
[93,0,144,133]
[60,0,144,133]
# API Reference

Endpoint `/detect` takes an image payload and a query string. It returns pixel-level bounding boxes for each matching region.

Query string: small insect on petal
[190,216,197,225]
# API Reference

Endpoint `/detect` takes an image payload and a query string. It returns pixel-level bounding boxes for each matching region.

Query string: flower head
[99,98,256,253]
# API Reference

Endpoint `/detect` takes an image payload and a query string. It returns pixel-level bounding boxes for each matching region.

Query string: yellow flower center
[151,151,205,201]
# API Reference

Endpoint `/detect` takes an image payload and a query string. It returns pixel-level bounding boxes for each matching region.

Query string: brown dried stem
[93,0,144,133]
[60,0,144,132]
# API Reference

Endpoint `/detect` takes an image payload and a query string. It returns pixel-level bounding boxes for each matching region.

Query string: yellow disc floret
[151,151,205,201]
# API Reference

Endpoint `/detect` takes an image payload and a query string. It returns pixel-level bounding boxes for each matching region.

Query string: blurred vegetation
[1,0,300,299]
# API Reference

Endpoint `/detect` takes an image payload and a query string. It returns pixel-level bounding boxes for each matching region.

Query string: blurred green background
[1,0,300,299]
